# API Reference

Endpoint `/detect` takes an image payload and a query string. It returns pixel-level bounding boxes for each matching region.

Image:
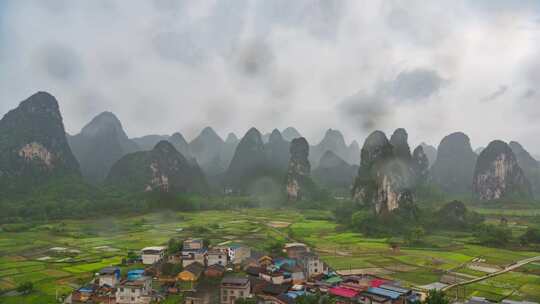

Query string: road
[442,255,540,291]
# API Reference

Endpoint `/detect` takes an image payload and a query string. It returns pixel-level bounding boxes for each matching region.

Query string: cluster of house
[66,239,537,304]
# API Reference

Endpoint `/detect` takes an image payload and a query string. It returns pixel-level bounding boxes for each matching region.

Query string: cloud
[384,68,446,101]
[480,85,508,102]
[339,91,393,131]
[35,44,83,82]
[1,1,540,154]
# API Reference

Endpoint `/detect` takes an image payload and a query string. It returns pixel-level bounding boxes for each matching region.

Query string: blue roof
[286,291,307,299]
[128,269,144,274]
[367,287,402,300]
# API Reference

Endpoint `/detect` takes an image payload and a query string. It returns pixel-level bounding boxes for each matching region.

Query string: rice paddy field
[0,208,539,303]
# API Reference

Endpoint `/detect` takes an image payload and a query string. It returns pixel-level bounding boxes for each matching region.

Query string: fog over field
[1,1,540,152]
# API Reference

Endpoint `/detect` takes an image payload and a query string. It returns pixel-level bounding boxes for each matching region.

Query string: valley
[1,208,539,303]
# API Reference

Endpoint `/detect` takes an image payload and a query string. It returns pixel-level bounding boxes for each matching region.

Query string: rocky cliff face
[473,140,532,201]
[106,141,207,193]
[509,141,540,197]
[225,128,268,190]
[352,130,414,214]
[0,92,80,192]
[412,145,429,185]
[313,150,357,190]
[430,132,477,195]
[265,129,290,172]
[69,112,139,183]
[420,142,437,167]
[286,137,312,201]
[390,128,412,162]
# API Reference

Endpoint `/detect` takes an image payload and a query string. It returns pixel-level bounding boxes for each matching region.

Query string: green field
[0,208,539,303]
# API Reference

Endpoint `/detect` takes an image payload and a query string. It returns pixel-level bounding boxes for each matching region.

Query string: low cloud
[480,85,508,102]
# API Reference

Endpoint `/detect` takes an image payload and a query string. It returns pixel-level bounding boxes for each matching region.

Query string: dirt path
[442,256,540,291]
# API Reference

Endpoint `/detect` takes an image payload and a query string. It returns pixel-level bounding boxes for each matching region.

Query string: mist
[1,0,540,153]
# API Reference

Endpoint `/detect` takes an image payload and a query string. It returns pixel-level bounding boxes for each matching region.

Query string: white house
[98,267,120,287]
[227,244,251,264]
[141,246,167,265]
[298,252,326,279]
[207,248,228,266]
[116,277,152,304]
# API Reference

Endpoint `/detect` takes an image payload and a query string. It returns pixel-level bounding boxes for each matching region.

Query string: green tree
[424,290,448,304]
[16,282,33,294]
[160,262,182,277]
[167,238,183,253]
[520,227,540,245]
[406,226,425,245]
[474,224,512,247]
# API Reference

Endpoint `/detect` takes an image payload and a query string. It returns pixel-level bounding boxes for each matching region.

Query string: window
[240,291,244,297]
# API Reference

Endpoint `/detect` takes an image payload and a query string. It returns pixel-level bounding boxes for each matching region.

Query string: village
[62,237,537,304]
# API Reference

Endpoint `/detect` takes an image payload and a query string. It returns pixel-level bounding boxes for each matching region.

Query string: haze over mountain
[225,128,268,192]
[420,143,437,168]
[69,112,139,183]
[310,129,359,167]
[312,150,358,192]
[0,92,80,193]
[107,141,207,194]
[430,132,478,196]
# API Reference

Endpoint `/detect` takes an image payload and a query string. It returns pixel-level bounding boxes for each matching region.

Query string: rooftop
[329,287,359,298]
[99,267,119,275]
[141,246,166,254]
[367,287,402,300]
[222,276,250,286]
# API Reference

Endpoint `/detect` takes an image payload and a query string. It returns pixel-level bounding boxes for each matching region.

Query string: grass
[0,208,539,302]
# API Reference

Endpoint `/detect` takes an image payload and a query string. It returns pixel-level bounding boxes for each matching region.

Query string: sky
[1,0,540,154]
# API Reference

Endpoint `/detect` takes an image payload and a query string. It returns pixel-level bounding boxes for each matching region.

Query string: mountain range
[2,91,540,209]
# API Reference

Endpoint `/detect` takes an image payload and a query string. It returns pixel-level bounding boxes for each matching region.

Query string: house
[168,252,182,264]
[127,269,145,281]
[184,282,217,304]
[97,267,120,287]
[329,286,359,303]
[259,270,290,285]
[116,277,152,304]
[207,248,228,266]
[358,287,405,304]
[228,243,251,264]
[205,264,226,278]
[71,285,96,303]
[297,252,326,279]
[258,255,273,268]
[183,238,205,251]
[284,243,309,259]
[246,266,265,277]
[178,262,205,290]
[259,294,296,304]
[220,276,251,304]
[379,284,420,303]
[141,246,166,265]
[182,249,207,267]
[279,264,305,283]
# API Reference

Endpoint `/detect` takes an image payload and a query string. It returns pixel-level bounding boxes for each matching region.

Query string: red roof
[369,279,387,288]
[329,287,359,298]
